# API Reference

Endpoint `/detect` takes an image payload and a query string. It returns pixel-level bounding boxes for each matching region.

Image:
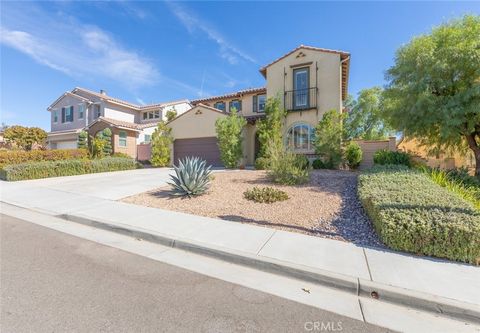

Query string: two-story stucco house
[46,87,191,158]
[168,45,349,166]
[47,45,349,165]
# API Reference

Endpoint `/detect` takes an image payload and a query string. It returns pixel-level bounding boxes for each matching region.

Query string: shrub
[267,145,309,185]
[345,142,362,169]
[244,187,289,203]
[314,109,342,169]
[112,152,130,158]
[168,156,212,197]
[102,128,113,156]
[0,157,137,181]
[297,155,310,170]
[90,135,106,159]
[77,131,88,149]
[312,159,326,169]
[0,149,89,168]
[151,121,173,167]
[373,150,411,167]
[215,108,246,168]
[358,166,480,264]
[447,167,480,188]
[254,157,269,170]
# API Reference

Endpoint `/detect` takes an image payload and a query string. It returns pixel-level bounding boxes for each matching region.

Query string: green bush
[244,186,289,203]
[358,166,480,264]
[345,142,362,169]
[312,159,326,169]
[151,121,173,167]
[0,157,137,181]
[0,149,89,168]
[267,146,310,185]
[254,157,269,170]
[373,150,411,167]
[421,167,480,210]
[215,108,246,168]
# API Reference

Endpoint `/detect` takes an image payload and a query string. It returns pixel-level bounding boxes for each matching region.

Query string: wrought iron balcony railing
[284,87,317,111]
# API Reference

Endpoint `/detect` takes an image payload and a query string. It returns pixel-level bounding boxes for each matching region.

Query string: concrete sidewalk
[1,171,479,324]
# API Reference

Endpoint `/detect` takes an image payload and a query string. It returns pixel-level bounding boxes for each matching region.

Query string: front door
[293,68,309,109]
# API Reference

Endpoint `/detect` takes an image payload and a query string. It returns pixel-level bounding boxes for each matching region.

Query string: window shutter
[238,100,242,111]
[229,101,232,112]
[61,107,66,123]
[253,96,258,113]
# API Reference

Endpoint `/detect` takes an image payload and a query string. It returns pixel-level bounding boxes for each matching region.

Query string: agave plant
[168,156,212,197]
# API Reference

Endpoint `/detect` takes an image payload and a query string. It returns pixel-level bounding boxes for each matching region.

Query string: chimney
[100,89,107,95]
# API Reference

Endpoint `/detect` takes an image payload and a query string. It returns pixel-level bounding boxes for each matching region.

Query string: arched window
[285,123,315,151]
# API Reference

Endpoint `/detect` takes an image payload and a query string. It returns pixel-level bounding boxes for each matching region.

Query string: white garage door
[56,141,78,150]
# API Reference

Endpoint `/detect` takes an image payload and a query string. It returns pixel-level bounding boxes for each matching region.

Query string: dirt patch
[122,170,383,247]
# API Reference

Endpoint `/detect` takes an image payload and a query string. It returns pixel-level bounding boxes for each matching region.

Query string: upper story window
[213,101,226,111]
[229,99,242,112]
[253,94,266,113]
[93,104,101,119]
[119,131,127,147]
[62,106,74,123]
[285,123,315,152]
[53,110,59,123]
[143,110,160,120]
[78,104,85,119]
[293,67,309,109]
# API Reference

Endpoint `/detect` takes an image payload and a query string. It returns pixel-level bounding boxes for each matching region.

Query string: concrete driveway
[1,168,174,200]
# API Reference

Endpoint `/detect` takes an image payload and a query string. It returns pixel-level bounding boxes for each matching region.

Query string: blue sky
[1,1,478,130]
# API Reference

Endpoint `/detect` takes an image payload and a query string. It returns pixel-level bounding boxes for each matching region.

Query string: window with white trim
[144,134,151,143]
[214,101,226,111]
[78,104,85,119]
[285,123,315,151]
[143,110,161,120]
[53,110,58,123]
[229,99,242,112]
[93,104,101,118]
[119,131,127,147]
[62,106,74,123]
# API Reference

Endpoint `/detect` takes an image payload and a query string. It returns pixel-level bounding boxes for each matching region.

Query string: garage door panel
[174,137,222,167]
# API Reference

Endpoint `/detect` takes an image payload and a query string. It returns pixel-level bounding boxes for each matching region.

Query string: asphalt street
[0,214,391,332]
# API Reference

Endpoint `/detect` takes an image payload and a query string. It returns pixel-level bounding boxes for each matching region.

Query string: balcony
[284,87,317,111]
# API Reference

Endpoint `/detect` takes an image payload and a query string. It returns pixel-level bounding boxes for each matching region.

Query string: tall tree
[382,15,480,175]
[314,109,343,169]
[256,97,286,158]
[215,108,246,168]
[344,87,392,140]
[151,121,173,167]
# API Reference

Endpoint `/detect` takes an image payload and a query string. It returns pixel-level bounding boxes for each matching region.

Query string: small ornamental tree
[166,108,177,122]
[89,135,105,159]
[382,15,480,175]
[314,109,343,169]
[102,128,113,156]
[78,131,88,149]
[256,97,286,159]
[151,121,173,167]
[215,108,247,168]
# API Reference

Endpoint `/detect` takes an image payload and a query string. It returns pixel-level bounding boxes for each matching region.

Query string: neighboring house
[170,45,350,166]
[398,137,476,171]
[46,87,191,158]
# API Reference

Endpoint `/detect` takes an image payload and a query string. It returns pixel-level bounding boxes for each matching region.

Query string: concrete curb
[60,213,480,325]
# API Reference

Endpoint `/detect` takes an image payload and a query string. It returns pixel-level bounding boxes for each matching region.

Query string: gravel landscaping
[122,170,383,248]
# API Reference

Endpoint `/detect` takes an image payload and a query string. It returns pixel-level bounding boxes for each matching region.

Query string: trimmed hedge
[0,149,88,168]
[0,157,138,181]
[358,165,480,264]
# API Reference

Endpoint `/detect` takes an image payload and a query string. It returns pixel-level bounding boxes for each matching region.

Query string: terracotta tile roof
[88,117,143,131]
[70,87,190,111]
[259,45,350,100]
[191,87,266,104]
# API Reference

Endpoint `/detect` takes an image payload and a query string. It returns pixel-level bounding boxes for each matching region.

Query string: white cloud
[136,98,146,106]
[166,1,256,65]
[0,4,158,89]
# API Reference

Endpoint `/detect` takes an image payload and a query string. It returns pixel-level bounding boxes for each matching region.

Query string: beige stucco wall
[398,138,475,170]
[169,105,227,140]
[265,48,342,121]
